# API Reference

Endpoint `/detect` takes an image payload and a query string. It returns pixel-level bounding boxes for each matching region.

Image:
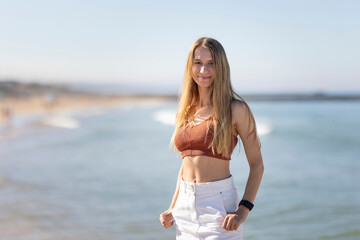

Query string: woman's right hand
[159,210,174,229]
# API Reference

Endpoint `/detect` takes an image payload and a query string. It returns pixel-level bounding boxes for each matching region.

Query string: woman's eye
[208,62,214,66]
[194,61,201,64]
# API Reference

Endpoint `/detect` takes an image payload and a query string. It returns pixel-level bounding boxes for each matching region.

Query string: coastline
[0,94,174,127]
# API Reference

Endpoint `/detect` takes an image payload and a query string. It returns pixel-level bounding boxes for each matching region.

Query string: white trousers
[172,176,243,240]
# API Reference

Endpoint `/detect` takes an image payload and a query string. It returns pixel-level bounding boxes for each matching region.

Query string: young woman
[159,37,264,239]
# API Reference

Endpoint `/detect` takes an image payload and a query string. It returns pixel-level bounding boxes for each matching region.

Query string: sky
[0,0,359,94]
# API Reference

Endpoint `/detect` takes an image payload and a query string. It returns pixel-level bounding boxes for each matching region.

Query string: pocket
[219,187,239,214]
[216,191,228,217]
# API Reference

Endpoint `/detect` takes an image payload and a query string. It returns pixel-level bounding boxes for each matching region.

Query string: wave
[153,110,176,126]
[257,122,273,136]
[41,116,79,129]
[0,114,80,141]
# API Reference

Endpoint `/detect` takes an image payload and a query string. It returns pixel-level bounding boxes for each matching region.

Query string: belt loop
[190,183,195,194]
[209,181,216,196]
[181,180,185,194]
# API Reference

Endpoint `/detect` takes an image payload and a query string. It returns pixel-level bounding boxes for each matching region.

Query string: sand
[0,94,173,127]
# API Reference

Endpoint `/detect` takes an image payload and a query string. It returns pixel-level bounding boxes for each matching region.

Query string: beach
[0,82,174,128]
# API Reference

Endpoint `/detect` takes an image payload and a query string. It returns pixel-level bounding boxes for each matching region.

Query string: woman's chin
[195,80,214,88]
[197,83,213,89]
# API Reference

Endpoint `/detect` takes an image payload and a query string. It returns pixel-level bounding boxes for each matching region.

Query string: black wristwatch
[239,199,254,211]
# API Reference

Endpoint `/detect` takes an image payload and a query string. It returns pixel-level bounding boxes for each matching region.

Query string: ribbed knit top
[174,117,238,161]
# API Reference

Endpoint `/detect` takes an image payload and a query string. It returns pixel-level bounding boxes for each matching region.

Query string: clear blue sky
[0,0,359,93]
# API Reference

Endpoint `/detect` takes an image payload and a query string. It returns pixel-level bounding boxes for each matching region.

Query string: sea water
[0,100,359,240]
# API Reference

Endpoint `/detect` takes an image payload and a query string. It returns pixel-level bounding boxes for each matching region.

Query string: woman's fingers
[164,220,174,229]
[159,211,174,229]
[221,215,229,229]
[222,214,242,231]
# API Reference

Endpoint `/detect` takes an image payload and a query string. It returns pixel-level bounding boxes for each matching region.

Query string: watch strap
[239,199,254,211]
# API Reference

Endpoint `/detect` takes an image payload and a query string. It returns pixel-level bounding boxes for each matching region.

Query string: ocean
[0,100,359,240]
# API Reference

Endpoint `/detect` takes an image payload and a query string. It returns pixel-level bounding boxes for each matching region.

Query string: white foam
[153,110,176,126]
[257,122,273,136]
[42,116,79,129]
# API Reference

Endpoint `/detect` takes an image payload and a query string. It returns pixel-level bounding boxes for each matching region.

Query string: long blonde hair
[171,37,259,158]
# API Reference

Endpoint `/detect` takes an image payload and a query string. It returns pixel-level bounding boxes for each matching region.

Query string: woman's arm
[233,100,264,202]
[159,164,183,229]
[168,164,183,210]
[222,101,264,231]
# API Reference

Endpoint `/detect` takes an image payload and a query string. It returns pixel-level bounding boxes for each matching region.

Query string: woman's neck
[197,86,212,108]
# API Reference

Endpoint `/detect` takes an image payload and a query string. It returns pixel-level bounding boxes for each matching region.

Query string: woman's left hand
[222,205,249,231]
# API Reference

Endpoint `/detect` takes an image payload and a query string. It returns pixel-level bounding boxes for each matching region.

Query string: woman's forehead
[194,47,213,60]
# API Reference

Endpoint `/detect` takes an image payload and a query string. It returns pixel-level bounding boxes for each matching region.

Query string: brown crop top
[174,117,238,160]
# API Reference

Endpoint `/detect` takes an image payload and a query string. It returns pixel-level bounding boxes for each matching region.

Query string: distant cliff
[0,81,96,99]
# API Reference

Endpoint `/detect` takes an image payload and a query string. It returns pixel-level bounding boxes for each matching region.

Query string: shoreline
[0,95,173,127]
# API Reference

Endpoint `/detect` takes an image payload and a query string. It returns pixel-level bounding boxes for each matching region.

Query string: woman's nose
[200,64,208,73]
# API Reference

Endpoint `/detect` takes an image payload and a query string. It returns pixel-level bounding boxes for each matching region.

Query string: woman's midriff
[181,155,231,183]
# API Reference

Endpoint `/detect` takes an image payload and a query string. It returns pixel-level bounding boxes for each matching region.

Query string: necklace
[193,105,211,117]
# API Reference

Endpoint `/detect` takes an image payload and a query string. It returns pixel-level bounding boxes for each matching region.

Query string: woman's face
[192,46,215,88]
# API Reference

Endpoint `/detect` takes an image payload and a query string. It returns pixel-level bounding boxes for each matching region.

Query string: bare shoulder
[231,99,255,137]
[231,100,249,122]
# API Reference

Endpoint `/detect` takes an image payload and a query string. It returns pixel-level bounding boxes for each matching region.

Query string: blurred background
[0,0,359,239]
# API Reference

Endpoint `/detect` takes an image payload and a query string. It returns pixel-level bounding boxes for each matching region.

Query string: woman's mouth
[198,76,211,80]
